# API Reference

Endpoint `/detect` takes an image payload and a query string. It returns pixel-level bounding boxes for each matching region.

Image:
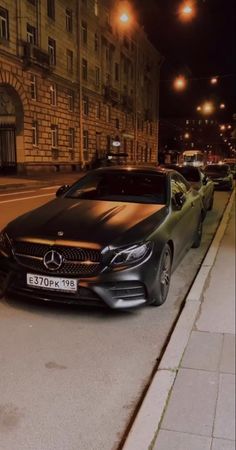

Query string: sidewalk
[123,193,235,450]
[0,171,85,190]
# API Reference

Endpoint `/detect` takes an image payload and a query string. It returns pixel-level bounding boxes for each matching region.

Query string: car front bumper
[0,252,160,309]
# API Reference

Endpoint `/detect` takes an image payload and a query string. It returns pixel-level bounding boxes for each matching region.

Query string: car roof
[92,165,172,175]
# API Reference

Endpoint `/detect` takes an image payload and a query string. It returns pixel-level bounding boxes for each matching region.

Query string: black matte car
[0,167,205,309]
[204,164,233,190]
[161,164,214,213]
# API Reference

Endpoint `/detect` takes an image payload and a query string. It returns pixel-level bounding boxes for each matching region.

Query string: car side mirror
[172,192,186,210]
[56,184,70,197]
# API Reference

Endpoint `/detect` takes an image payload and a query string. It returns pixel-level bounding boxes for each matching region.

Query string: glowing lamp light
[211,77,218,85]
[119,13,129,23]
[184,132,190,139]
[220,103,226,109]
[196,106,202,112]
[179,2,195,21]
[174,76,187,91]
[202,102,214,115]
[220,125,226,131]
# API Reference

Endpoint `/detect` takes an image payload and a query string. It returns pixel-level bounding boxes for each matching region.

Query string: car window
[178,167,201,183]
[65,171,167,204]
[171,173,190,197]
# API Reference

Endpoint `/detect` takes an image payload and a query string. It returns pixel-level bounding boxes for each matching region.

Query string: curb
[122,189,235,450]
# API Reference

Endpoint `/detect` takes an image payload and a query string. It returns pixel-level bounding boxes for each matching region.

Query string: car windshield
[175,167,201,182]
[205,165,229,175]
[65,171,167,204]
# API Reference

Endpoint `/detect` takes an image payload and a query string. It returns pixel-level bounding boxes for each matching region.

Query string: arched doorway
[0,85,24,174]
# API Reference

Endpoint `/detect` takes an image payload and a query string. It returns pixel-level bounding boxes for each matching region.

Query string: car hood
[6,198,168,248]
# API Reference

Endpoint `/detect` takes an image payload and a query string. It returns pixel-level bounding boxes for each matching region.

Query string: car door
[170,173,199,263]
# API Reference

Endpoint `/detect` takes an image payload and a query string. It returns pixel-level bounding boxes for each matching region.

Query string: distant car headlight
[0,231,12,257]
[110,242,152,266]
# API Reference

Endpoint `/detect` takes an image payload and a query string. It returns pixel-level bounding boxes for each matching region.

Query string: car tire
[208,194,214,211]
[192,216,203,248]
[150,244,172,307]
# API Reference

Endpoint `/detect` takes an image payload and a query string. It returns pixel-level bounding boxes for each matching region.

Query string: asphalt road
[0,187,231,450]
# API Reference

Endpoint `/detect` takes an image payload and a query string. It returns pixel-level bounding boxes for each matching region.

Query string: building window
[106,135,111,151]
[115,63,119,82]
[83,96,89,116]
[27,24,37,45]
[50,83,57,106]
[115,118,119,129]
[30,74,37,100]
[123,35,129,49]
[68,90,74,111]
[48,37,56,65]
[0,7,9,40]
[130,63,134,80]
[81,21,87,45]
[83,130,89,161]
[95,102,101,119]
[94,32,99,52]
[130,141,134,160]
[82,58,88,81]
[47,0,55,19]
[94,0,98,16]
[68,128,75,149]
[150,122,153,135]
[105,105,111,123]
[51,124,58,148]
[66,49,73,73]
[32,120,38,146]
[66,8,73,32]
[106,73,111,85]
[95,67,100,87]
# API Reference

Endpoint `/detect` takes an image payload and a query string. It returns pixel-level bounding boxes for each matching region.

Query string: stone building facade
[0,0,161,174]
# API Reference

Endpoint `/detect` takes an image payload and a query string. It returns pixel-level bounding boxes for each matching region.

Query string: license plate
[26,273,78,292]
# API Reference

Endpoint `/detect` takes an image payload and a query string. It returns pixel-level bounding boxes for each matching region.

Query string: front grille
[12,241,102,276]
[108,282,146,301]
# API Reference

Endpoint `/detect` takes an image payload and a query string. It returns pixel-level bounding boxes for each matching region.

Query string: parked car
[161,164,214,213]
[204,164,233,190]
[223,159,236,179]
[0,167,205,309]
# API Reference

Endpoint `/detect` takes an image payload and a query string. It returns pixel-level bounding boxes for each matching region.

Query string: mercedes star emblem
[43,250,63,271]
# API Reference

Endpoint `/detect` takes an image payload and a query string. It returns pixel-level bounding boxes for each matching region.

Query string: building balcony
[145,109,153,121]
[22,42,51,72]
[122,94,134,112]
[104,85,120,105]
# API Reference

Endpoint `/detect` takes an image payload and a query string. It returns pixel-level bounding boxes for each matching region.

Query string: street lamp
[220,103,226,109]
[174,76,187,91]
[184,132,190,139]
[201,101,214,115]
[210,77,218,85]
[119,12,129,23]
[179,1,196,21]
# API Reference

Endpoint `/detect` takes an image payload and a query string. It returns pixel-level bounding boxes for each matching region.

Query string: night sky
[133,0,236,121]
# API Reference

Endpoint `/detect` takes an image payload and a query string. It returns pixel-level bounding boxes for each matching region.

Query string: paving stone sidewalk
[153,202,235,450]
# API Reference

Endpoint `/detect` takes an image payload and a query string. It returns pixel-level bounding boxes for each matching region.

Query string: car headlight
[0,231,12,256]
[110,242,152,266]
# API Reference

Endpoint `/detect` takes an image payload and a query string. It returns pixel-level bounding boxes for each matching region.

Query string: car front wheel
[192,216,203,248]
[150,244,172,307]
